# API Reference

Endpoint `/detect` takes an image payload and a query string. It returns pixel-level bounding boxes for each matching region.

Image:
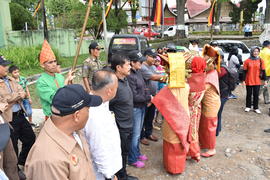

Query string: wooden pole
[72,0,93,70]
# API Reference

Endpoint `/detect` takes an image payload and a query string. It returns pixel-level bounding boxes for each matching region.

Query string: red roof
[186,0,211,18]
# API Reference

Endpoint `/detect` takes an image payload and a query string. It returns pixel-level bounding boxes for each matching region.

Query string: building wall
[190,2,233,23]
[0,0,12,48]
[6,29,103,57]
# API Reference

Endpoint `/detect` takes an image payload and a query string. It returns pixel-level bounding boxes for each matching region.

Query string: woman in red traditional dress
[187,56,206,162]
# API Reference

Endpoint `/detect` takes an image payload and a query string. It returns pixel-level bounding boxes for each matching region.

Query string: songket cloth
[152,85,190,174]
[199,70,221,149]
[187,73,206,158]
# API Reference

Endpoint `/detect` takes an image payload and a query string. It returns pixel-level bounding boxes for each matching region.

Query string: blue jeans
[23,99,32,117]
[216,97,228,136]
[128,107,145,164]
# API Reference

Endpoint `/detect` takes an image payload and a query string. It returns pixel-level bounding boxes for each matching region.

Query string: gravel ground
[127,85,270,180]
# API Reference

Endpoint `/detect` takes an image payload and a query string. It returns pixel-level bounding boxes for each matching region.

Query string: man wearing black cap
[127,50,151,168]
[0,55,36,174]
[82,41,103,93]
[25,84,102,180]
[140,49,166,145]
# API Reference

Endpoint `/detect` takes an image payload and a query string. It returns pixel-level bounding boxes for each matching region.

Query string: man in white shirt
[84,70,122,180]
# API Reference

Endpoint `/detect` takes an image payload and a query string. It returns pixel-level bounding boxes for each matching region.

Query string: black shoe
[264,129,270,133]
[265,102,270,104]
[127,175,139,180]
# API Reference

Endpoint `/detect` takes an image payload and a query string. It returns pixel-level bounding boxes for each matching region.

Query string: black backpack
[221,65,238,91]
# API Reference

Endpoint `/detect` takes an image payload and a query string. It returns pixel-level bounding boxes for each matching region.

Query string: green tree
[11,0,36,10]
[229,0,262,24]
[128,0,139,28]
[10,2,36,30]
[47,0,76,17]
[107,9,128,34]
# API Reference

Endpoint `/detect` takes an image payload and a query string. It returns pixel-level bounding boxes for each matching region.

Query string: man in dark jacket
[127,50,151,168]
[216,62,230,136]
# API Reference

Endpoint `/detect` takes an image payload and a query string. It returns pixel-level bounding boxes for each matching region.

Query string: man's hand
[29,98,32,104]
[67,70,76,82]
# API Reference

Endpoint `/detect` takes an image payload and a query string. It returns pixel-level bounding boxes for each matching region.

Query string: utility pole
[41,0,49,40]
[148,0,151,40]
[162,0,164,38]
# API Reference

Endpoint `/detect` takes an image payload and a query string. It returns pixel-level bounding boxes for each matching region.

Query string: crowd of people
[0,38,270,180]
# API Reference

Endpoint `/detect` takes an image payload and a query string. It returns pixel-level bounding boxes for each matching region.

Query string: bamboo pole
[72,0,93,70]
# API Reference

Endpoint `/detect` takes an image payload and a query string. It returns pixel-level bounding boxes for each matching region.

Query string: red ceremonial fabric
[163,140,186,174]
[191,56,206,73]
[152,87,190,152]
[205,70,220,95]
[199,114,217,149]
[187,73,206,92]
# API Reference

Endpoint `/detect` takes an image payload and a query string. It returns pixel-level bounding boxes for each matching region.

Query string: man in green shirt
[82,42,103,93]
[36,40,74,119]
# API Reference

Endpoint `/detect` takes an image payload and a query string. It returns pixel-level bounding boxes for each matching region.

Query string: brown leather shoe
[147,135,158,142]
[140,138,150,145]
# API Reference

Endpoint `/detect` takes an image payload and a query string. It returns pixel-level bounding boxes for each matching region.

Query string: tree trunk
[265,0,270,24]
[175,0,186,38]
[214,1,222,34]
[131,8,137,28]
[114,0,120,34]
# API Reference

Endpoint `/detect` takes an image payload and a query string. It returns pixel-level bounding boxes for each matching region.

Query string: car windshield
[140,39,149,52]
[218,42,250,54]
[111,38,138,51]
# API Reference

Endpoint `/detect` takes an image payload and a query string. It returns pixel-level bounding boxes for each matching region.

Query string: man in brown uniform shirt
[25,84,102,180]
[82,41,103,93]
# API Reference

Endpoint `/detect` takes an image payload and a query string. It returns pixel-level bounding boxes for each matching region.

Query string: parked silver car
[213,40,250,62]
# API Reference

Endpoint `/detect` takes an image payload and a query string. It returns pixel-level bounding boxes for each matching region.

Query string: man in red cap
[36,40,74,120]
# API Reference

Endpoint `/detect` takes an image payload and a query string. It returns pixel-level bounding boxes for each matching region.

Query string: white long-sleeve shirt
[84,102,122,180]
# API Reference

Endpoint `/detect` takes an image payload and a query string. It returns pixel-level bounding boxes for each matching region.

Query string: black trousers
[246,85,260,109]
[141,104,156,139]
[116,130,132,180]
[10,110,36,166]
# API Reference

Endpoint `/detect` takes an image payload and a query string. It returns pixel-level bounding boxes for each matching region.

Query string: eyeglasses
[95,48,101,51]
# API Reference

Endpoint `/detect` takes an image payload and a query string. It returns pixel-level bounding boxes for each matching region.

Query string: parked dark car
[108,34,150,63]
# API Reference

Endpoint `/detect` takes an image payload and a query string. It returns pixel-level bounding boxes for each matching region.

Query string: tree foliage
[107,9,128,33]
[229,0,262,24]
[10,2,36,30]
[11,0,36,10]
[50,1,127,38]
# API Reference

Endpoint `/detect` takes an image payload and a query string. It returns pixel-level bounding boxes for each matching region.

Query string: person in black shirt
[109,54,138,180]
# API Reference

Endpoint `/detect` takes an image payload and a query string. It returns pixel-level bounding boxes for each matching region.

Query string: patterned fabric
[18,76,28,91]
[39,40,56,64]
[188,91,205,158]
[199,84,221,149]
[81,57,102,85]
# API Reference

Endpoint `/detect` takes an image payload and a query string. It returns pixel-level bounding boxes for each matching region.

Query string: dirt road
[127,85,270,180]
